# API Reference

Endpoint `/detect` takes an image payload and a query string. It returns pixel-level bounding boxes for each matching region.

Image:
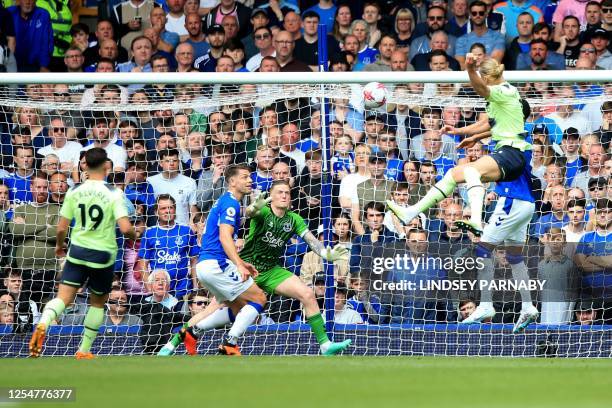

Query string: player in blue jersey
[136,194,199,300]
[160,164,267,356]
[388,56,532,238]
[422,94,539,333]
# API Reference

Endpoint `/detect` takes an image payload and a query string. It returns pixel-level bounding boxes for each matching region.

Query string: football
[363,81,388,109]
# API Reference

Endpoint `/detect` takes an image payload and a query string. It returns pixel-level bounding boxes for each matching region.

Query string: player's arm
[245,191,271,218]
[117,217,137,241]
[457,130,493,149]
[302,231,349,262]
[55,216,71,257]
[445,115,490,136]
[466,53,490,99]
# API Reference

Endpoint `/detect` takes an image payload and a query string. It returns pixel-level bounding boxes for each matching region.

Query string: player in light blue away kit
[160,164,267,356]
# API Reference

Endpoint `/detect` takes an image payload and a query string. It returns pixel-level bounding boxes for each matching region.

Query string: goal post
[0,71,610,357]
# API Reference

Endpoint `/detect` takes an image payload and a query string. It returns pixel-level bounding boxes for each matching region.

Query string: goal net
[0,72,610,357]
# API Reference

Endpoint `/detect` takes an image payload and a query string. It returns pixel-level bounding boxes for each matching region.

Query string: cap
[365,112,385,123]
[588,177,607,190]
[591,28,609,39]
[576,300,597,311]
[532,123,548,135]
[562,127,580,139]
[250,7,268,19]
[207,24,225,35]
[369,151,388,163]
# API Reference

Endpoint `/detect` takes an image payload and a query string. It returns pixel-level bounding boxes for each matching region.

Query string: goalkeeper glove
[321,245,349,262]
[248,191,271,213]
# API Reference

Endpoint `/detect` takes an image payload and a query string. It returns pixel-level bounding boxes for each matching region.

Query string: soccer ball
[362,82,388,109]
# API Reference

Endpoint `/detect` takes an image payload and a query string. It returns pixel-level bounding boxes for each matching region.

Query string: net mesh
[0,78,611,357]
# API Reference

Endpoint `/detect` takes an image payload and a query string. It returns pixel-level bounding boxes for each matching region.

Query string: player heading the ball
[29,148,137,359]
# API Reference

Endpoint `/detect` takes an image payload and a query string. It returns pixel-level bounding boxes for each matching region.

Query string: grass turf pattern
[2,356,611,408]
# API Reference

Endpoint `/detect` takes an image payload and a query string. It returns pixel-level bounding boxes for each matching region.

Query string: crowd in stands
[0,1,611,347]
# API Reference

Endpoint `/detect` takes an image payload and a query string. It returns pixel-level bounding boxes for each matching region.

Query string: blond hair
[479,58,504,81]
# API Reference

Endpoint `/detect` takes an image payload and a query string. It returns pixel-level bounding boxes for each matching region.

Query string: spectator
[166,0,187,37]
[591,28,612,69]
[8,172,60,304]
[572,144,608,196]
[493,0,543,43]
[447,0,469,36]
[43,85,85,139]
[556,15,583,68]
[274,30,311,72]
[350,201,396,273]
[183,12,208,59]
[246,26,275,72]
[243,8,271,59]
[574,199,612,310]
[250,145,275,192]
[594,101,612,149]
[455,1,506,68]
[573,301,601,325]
[412,30,461,71]
[582,1,604,41]
[38,117,82,173]
[204,0,252,40]
[560,127,583,187]
[393,7,416,52]
[147,148,197,226]
[544,87,589,135]
[105,285,143,325]
[563,198,588,242]
[601,0,612,37]
[195,24,225,72]
[149,6,180,55]
[221,14,239,41]
[83,19,129,67]
[82,117,127,172]
[504,12,535,70]
[0,303,14,327]
[295,11,340,71]
[283,11,302,41]
[419,132,455,178]
[409,6,456,62]
[410,107,457,160]
[531,185,569,238]
[339,144,371,211]
[334,285,364,324]
[186,289,211,317]
[332,3,352,43]
[48,171,68,205]
[3,269,40,331]
[62,46,85,74]
[279,122,305,174]
[352,152,396,234]
[539,228,574,324]
[348,19,378,67]
[5,145,36,205]
[174,42,195,72]
[136,194,199,299]
[112,0,157,52]
[363,34,396,72]
[458,299,487,322]
[8,0,53,72]
[0,0,17,73]
[116,35,153,73]
[553,0,593,40]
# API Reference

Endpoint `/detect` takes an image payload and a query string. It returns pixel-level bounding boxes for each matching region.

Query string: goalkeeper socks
[307,313,330,345]
[464,166,485,227]
[192,307,233,337]
[227,302,263,342]
[78,306,104,353]
[40,298,66,327]
[169,324,189,348]
[413,172,457,215]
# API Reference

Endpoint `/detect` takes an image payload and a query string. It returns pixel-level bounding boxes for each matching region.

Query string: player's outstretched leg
[30,285,77,357]
[461,244,496,324]
[387,171,458,225]
[274,275,351,356]
[507,252,539,333]
[158,299,227,356]
[74,291,109,359]
[218,297,264,356]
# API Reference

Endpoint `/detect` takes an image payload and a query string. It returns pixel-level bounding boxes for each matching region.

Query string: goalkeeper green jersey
[240,205,309,272]
[60,180,129,268]
[486,82,531,152]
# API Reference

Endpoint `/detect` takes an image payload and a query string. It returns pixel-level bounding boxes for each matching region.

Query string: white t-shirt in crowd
[166,14,188,36]
[38,141,83,167]
[147,173,196,225]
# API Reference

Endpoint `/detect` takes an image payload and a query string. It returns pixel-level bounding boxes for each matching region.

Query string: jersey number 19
[78,204,104,230]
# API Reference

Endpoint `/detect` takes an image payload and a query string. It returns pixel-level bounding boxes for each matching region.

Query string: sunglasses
[580,48,596,53]
[471,11,486,16]
[603,8,612,13]
[54,92,70,97]
[428,16,444,21]
[190,300,209,306]
[52,127,66,133]
[254,33,271,40]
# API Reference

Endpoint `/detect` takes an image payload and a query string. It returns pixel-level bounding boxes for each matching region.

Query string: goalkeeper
[159,180,352,356]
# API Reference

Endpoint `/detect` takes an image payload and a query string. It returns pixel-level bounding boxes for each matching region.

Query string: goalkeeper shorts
[196,259,254,302]
[255,266,294,295]
[61,260,115,295]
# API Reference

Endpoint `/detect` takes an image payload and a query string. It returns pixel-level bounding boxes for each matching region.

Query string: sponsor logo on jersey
[261,231,285,247]
[156,250,181,264]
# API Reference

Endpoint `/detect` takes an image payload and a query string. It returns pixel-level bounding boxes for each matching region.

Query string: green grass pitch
[2,356,611,408]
